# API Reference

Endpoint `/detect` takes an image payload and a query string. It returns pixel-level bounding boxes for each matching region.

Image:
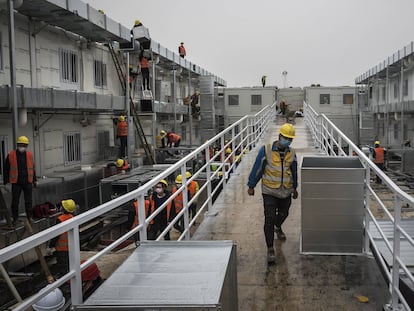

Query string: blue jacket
[247,141,298,189]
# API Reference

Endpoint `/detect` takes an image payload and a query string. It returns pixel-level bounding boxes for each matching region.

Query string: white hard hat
[32,286,65,311]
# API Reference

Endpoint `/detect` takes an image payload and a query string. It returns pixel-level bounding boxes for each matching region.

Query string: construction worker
[115,158,129,174]
[171,175,190,233]
[279,101,287,115]
[247,123,298,264]
[186,171,199,222]
[116,115,128,158]
[3,135,37,225]
[127,194,150,246]
[178,42,186,58]
[372,141,386,184]
[139,50,150,90]
[49,199,76,272]
[147,180,174,240]
[261,75,267,87]
[160,130,181,148]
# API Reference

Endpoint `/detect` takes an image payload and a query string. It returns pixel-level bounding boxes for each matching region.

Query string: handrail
[304,101,414,310]
[0,104,275,310]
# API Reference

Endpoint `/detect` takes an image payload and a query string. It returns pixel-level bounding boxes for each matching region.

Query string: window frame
[228,94,239,106]
[59,49,79,84]
[251,94,262,106]
[94,59,107,88]
[63,131,81,165]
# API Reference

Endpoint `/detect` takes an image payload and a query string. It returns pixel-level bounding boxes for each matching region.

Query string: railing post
[181,165,190,240]
[363,161,371,254]
[137,192,148,241]
[390,196,402,310]
[68,226,82,305]
[205,145,213,215]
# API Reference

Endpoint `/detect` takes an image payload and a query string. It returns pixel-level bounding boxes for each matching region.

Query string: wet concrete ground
[193,117,390,311]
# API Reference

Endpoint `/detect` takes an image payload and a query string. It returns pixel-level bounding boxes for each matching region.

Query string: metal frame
[0,104,274,310]
[304,101,414,310]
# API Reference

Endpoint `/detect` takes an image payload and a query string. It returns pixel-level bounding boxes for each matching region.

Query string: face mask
[155,187,163,194]
[279,137,292,149]
[18,147,26,153]
[176,183,182,188]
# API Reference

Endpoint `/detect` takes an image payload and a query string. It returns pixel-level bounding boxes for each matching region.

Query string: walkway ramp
[193,117,390,310]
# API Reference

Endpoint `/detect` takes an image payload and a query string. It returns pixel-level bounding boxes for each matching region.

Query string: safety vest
[148,195,172,224]
[8,150,34,184]
[117,121,128,137]
[374,147,385,164]
[167,133,181,143]
[188,180,199,198]
[140,57,149,69]
[155,135,163,148]
[179,46,186,56]
[262,144,295,189]
[55,214,74,251]
[172,187,184,213]
[132,200,150,229]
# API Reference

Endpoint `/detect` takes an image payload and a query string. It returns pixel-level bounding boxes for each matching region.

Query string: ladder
[108,43,155,164]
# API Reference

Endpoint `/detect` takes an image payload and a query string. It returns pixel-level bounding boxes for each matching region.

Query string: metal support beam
[173,68,176,132]
[399,61,404,147]
[188,70,192,146]
[126,53,131,163]
[8,0,18,146]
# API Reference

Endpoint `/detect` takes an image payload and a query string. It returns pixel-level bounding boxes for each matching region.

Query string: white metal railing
[304,101,414,310]
[0,104,275,310]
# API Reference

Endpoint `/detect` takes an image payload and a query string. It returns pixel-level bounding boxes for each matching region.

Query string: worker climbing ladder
[108,43,155,164]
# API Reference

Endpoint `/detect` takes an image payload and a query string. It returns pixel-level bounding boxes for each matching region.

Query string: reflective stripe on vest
[117,121,128,137]
[148,196,172,224]
[55,214,73,251]
[132,200,150,229]
[374,147,385,164]
[8,150,34,184]
[262,144,294,189]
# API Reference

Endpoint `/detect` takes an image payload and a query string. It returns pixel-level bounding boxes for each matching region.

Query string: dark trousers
[55,251,69,273]
[11,183,33,221]
[173,139,181,148]
[173,215,184,233]
[262,194,292,248]
[189,203,197,220]
[119,136,127,158]
[147,222,171,240]
[375,163,384,183]
[141,68,150,90]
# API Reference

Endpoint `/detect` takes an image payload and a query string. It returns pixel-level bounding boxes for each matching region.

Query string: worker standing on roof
[117,115,128,158]
[48,199,76,272]
[160,130,181,148]
[178,42,186,58]
[372,141,386,184]
[186,171,199,222]
[247,123,298,264]
[147,180,174,240]
[3,136,37,225]
[261,75,267,87]
[139,50,150,91]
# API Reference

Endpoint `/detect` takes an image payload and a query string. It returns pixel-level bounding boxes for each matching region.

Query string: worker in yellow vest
[247,123,298,264]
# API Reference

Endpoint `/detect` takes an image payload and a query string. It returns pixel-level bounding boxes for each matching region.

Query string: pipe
[8,0,18,146]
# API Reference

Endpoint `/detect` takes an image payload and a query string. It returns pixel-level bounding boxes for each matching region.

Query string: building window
[394,123,399,140]
[0,32,3,71]
[94,60,107,87]
[63,132,81,165]
[403,79,408,96]
[251,95,262,106]
[320,94,330,104]
[228,95,239,106]
[382,86,386,101]
[393,83,398,99]
[97,130,109,161]
[60,49,78,83]
[343,94,353,105]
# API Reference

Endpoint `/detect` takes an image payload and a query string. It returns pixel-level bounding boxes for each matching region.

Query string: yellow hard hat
[116,159,124,168]
[218,171,223,177]
[17,136,29,145]
[279,123,295,138]
[225,147,232,154]
[135,19,141,26]
[118,115,125,122]
[185,171,191,179]
[62,199,76,213]
[175,175,182,183]
[160,130,166,137]
[374,141,380,145]
[159,179,168,188]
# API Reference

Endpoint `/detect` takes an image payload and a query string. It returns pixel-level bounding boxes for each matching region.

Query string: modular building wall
[276,87,304,111]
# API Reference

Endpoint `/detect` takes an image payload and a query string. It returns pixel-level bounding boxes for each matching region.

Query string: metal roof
[355,42,414,85]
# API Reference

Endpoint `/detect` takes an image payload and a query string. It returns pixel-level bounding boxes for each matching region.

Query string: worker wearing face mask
[3,136,37,225]
[246,124,298,264]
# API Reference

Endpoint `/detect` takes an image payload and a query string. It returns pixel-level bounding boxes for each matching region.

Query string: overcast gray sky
[84,0,414,88]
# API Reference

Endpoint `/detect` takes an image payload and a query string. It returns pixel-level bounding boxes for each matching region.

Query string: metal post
[173,68,176,133]
[137,193,147,241]
[400,61,404,147]
[68,227,82,305]
[188,70,192,146]
[385,67,389,148]
[8,0,18,146]
[126,53,131,163]
[390,196,402,309]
